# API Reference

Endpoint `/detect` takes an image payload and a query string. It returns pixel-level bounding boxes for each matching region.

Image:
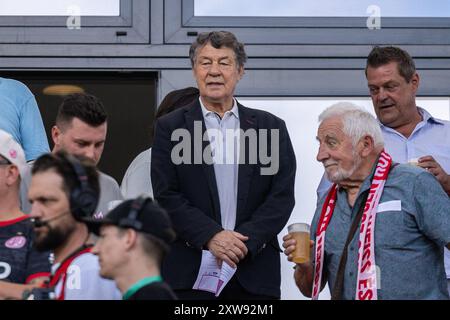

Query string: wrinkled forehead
[29,169,66,199]
[196,43,238,61]
[317,117,345,138]
[366,61,404,81]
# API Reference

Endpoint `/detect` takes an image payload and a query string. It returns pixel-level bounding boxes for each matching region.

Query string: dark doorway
[2,71,158,184]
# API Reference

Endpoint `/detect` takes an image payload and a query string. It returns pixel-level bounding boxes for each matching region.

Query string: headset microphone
[32,211,70,228]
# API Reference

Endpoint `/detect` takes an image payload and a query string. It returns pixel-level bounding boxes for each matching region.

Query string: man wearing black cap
[86,197,178,300]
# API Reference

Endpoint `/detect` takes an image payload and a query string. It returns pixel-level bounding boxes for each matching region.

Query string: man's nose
[29,202,42,219]
[377,87,388,101]
[316,145,329,163]
[82,146,96,163]
[208,62,221,75]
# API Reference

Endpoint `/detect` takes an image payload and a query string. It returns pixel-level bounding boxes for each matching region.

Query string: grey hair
[318,102,384,149]
[189,31,247,69]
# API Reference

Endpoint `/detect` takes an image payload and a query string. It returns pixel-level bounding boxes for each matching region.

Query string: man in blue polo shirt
[0,77,49,162]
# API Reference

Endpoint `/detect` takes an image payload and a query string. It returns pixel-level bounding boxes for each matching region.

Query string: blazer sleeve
[235,119,296,257]
[151,117,223,249]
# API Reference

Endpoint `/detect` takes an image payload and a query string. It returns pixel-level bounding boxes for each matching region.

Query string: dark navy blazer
[151,99,296,298]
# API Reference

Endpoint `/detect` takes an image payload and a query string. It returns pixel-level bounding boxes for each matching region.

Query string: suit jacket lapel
[184,101,222,223]
[236,103,256,220]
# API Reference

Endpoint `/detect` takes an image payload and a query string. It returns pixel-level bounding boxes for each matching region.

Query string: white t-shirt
[96,172,124,217]
[120,148,153,199]
[52,252,121,300]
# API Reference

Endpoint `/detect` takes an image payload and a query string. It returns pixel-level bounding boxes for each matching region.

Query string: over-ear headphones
[115,196,176,244]
[65,155,99,221]
[118,196,149,231]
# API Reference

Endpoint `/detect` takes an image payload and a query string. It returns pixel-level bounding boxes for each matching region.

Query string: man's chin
[33,228,66,252]
[325,169,339,183]
[99,270,113,280]
[33,238,54,252]
[377,110,398,126]
[328,175,341,184]
[326,170,351,184]
[33,232,47,250]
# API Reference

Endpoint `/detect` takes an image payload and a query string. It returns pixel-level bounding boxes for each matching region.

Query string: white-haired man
[284,102,450,300]
[317,46,450,293]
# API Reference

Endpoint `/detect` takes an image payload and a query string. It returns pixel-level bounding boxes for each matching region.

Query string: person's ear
[410,72,420,93]
[238,66,244,80]
[359,135,375,157]
[5,165,20,186]
[124,229,138,250]
[51,125,61,146]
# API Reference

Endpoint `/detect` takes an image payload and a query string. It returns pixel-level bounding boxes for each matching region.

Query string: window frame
[164,0,450,45]
[0,0,150,44]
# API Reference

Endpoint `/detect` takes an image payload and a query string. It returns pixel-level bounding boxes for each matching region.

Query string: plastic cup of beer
[408,158,419,167]
[287,223,311,264]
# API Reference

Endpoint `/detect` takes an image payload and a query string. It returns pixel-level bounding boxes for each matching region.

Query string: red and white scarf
[312,151,392,300]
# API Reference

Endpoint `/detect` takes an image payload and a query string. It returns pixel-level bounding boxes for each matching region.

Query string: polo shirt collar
[199,97,239,119]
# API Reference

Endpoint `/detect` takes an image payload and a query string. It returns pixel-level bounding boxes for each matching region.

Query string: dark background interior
[2,71,158,184]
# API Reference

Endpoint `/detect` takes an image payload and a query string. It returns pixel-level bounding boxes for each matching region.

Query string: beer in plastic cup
[288,223,311,264]
[408,158,419,167]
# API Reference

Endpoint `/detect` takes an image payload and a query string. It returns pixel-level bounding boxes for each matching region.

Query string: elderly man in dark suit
[151,31,296,300]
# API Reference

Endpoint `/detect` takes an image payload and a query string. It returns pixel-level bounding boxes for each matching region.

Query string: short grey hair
[318,102,384,149]
[189,31,247,69]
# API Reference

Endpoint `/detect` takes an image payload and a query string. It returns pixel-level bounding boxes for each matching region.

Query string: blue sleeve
[19,95,50,161]
[413,172,450,247]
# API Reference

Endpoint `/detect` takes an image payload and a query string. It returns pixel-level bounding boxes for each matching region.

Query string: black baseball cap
[83,197,176,244]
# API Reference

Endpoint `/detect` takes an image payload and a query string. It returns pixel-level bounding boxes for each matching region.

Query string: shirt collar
[417,106,446,125]
[122,275,162,300]
[199,97,239,119]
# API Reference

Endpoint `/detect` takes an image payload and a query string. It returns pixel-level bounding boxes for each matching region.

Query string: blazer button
[185,241,192,248]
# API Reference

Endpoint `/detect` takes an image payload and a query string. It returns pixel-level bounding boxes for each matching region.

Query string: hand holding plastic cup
[287,223,311,264]
[408,158,419,167]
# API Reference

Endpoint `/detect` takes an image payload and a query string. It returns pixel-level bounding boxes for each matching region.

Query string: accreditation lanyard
[47,245,93,300]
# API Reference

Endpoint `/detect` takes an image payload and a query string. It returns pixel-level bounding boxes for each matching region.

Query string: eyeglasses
[0,159,11,166]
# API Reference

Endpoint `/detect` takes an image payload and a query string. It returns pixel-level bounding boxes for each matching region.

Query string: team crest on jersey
[5,236,27,249]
